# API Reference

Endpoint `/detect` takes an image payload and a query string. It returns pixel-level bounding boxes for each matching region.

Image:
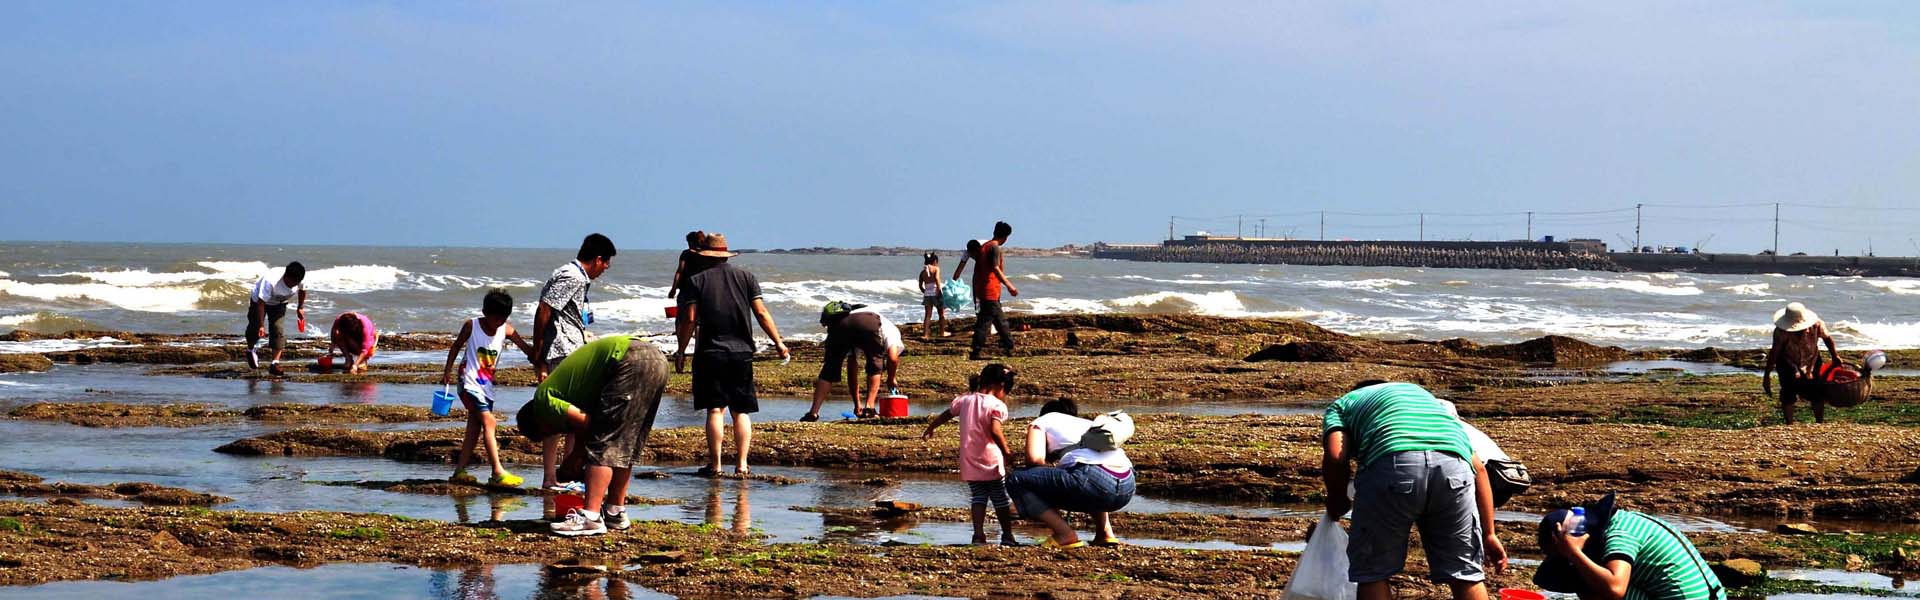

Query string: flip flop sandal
[1039,537,1087,549]
[798,413,820,422]
[695,466,720,478]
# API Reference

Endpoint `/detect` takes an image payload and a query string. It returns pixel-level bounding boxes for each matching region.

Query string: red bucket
[553,493,584,517]
[316,354,334,374]
[1500,590,1546,600]
[879,393,910,418]
[663,305,679,319]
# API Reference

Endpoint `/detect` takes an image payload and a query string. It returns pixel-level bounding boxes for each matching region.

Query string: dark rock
[1244,341,1368,363]
[1477,336,1629,366]
[0,354,53,373]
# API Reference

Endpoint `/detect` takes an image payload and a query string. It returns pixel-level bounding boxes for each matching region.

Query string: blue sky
[2,1,1917,253]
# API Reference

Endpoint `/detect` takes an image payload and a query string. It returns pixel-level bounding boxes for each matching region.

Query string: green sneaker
[489,472,524,488]
[449,470,479,485]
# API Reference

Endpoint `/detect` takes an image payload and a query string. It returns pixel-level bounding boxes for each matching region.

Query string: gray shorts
[582,342,669,469]
[1348,450,1485,584]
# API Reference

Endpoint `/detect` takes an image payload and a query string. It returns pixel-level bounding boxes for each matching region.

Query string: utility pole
[1319,211,1326,241]
[1168,217,1175,242]
[1634,203,1643,252]
[1237,214,1243,239]
[1772,202,1780,260]
[1259,218,1267,238]
[1526,211,1533,241]
[1419,213,1425,242]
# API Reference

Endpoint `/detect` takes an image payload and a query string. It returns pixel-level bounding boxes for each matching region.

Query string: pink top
[334,312,379,359]
[951,392,1009,482]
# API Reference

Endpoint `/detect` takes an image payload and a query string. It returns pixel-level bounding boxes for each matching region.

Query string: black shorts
[580,342,670,469]
[819,312,887,383]
[693,351,758,414]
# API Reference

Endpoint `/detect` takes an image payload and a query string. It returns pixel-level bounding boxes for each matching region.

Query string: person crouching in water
[327,312,378,375]
[921,364,1019,546]
[1322,381,1507,600]
[1764,302,1842,424]
[517,335,670,536]
[440,289,538,488]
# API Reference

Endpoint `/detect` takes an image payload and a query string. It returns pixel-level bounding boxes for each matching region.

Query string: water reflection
[700,479,752,535]
[10,563,675,599]
[453,495,529,524]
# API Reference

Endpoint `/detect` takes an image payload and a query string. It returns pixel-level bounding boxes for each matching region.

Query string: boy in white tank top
[440,289,539,487]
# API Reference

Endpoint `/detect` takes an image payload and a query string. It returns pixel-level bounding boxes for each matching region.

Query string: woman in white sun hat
[1763,302,1841,424]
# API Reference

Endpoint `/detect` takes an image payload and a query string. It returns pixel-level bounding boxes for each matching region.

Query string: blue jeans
[1007,463,1135,518]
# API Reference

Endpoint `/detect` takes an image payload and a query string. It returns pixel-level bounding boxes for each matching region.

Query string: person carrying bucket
[803,301,904,421]
[440,289,538,488]
[1763,302,1842,424]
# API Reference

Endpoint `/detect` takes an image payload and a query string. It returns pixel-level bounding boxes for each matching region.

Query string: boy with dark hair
[246,261,307,376]
[442,289,538,487]
[969,222,1018,360]
[532,233,615,490]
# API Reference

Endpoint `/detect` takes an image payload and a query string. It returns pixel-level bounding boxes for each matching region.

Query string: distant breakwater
[1093,240,1920,277]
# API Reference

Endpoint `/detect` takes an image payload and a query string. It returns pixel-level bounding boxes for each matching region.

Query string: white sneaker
[550,509,606,537]
[604,510,630,531]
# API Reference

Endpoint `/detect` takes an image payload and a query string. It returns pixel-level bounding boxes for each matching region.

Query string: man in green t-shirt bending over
[517,335,668,537]
[1322,381,1508,600]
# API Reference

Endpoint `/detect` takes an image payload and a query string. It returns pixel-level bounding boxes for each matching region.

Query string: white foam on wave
[1721,283,1771,296]
[1015,291,1319,320]
[54,261,265,287]
[760,279,922,308]
[1302,278,1415,291]
[0,337,134,354]
[1862,280,1920,296]
[1830,320,1920,348]
[1309,295,1777,347]
[302,265,408,294]
[1528,276,1703,296]
[591,298,676,325]
[1112,275,1255,286]
[0,279,208,313]
[411,274,540,293]
[1020,273,1065,281]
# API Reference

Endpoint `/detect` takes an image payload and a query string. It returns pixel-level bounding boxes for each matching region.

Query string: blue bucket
[432,387,458,417]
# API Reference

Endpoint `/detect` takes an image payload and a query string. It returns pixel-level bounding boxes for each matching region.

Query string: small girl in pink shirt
[922,363,1020,545]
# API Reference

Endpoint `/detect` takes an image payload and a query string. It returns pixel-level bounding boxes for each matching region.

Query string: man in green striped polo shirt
[1322,381,1507,600]
[1537,496,1724,600]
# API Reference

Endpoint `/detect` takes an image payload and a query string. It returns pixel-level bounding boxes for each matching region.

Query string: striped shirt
[1605,511,1723,600]
[1322,383,1472,469]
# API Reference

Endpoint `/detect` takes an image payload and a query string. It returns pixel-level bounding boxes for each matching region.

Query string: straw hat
[1772,302,1820,332]
[695,232,739,258]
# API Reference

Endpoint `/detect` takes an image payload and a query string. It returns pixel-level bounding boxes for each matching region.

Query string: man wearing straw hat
[675,232,791,477]
[1763,302,1841,424]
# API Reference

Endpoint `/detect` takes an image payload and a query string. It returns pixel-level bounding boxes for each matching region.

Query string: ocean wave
[1829,320,1920,348]
[1112,275,1255,286]
[0,336,134,354]
[410,273,541,293]
[1014,291,1318,320]
[1020,273,1065,281]
[760,279,922,307]
[1302,278,1415,291]
[0,311,100,334]
[1862,280,1920,296]
[302,265,408,294]
[1528,276,1703,296]
[1721,283,1771,296]
[0,279,210,313]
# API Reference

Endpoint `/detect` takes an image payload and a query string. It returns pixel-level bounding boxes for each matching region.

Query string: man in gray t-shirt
[534,234,616,381]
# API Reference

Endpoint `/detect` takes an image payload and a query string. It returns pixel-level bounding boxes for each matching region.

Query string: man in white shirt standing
[246,261,307,376]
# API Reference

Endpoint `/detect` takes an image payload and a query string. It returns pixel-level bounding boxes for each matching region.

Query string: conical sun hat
[1772,302,1819,332]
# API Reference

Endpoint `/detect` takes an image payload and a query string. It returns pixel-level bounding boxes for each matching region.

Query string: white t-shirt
[1029,412,1132,470]
[852,306,905,355]
[251,270,300,305]
[1462,421,1509,463]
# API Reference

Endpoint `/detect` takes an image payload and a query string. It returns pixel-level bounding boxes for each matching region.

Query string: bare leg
[605,466,632,513]
[806,379,832,418]
[1780,397,1796,425]
[864,374,883,413]
[970,503,989,544]
[1448,580,1489,600]
[480,412,506,475]
[924,305,934,341]
[584,465,612,513]
[1095,512,1116,540]
[1813,399,1827,424]
[732,412,753,473]
[454,408,482,473]
[1359,581,1392,600]
[1034,509,1079,545]
[995,505,1018,543]
[705,408,726,472]
[541,435,561,487]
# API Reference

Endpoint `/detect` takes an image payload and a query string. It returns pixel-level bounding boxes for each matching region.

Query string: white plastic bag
[1283,516,1357,600]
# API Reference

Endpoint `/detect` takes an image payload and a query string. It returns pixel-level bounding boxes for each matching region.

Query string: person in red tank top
[969,222,1019,360]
